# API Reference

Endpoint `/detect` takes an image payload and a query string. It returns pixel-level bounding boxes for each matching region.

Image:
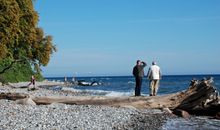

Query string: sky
[34,0,220,77]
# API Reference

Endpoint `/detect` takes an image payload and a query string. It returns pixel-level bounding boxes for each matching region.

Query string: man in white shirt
[147,61,162,96]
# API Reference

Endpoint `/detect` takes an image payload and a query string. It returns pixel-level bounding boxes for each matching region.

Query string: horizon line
[44,73,220,78]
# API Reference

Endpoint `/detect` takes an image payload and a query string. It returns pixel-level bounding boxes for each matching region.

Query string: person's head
[152,61,157,65]
[136,60,141,65]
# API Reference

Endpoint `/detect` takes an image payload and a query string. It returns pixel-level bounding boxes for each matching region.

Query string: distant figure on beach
[72,77,76,82]
[133,60,147,96]
[64,77,67,82]
[31,75,35,86]
[28,75,36,89]
[71,76,79,85]
[147,61,162,96]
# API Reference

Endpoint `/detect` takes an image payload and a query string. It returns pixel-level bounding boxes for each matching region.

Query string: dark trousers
[135,77,142,96]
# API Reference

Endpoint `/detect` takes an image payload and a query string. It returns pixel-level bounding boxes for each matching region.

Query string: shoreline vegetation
[0,0,56,84]
[0,78,219,129]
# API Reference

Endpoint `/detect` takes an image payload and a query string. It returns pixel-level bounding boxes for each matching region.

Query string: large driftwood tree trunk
[174,78,219,115]
[0,78,219,116]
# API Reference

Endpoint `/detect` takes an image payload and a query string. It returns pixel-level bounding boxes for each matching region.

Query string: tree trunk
[174,78,220,115]
[31,94,177,107]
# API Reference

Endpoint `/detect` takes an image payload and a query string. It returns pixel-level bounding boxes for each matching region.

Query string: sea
[46,75,220,130]
[46,75,220,97]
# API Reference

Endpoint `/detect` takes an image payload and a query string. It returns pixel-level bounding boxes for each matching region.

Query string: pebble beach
[1,81,220,130]
[0,100,170,130]
[0,81,171,130]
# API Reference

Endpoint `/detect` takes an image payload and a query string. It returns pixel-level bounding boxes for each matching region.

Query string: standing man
[147,61,162,96]
[133,60,147,96]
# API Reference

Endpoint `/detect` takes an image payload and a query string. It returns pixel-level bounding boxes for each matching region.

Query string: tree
[0,0,56,81]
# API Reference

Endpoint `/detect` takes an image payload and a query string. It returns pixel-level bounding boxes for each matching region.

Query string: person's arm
[159,69,162,79]
[142,61,147,67]
[132,67,136,76]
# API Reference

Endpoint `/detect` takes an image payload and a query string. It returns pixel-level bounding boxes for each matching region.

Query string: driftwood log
[174,78,220,115]
[0,92,29,100]
[0,78,219,116]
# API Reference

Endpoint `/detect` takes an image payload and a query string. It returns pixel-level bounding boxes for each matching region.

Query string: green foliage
[0,0,56,64]
[0,0,56,82]
[0,59,43,83]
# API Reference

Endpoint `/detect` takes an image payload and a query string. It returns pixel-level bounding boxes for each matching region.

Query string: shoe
[150,94,153,96]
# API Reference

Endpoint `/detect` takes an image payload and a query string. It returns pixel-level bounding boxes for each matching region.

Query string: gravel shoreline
[0,82,172,130]
[0,100,170,130]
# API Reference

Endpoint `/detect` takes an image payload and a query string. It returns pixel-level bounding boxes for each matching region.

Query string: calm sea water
[46,75,220,130]
[46,75,220,96]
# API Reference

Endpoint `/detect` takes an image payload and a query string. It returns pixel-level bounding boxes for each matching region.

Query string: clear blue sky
[34,0,220,77]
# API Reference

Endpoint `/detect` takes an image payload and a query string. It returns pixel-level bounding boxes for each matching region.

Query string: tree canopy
[0,0,56,82]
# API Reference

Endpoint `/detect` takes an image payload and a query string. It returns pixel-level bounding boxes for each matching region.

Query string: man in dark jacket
[133,60,147,96]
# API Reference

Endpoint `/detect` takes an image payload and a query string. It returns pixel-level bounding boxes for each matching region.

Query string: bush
[0,61,44,83]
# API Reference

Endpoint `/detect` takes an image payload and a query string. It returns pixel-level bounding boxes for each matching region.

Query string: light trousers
[149,79,160,96]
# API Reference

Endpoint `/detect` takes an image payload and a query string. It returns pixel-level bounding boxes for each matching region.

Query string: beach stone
[27,87,38,91]
[16,97,36,105]
[214,112,220,119]
[122,105,138,110]
[162,107,173,114]
[173,109,190,118]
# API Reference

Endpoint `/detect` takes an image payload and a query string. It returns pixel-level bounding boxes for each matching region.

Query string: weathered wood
[0,93,29,100]
[32,94,177,108]
[173,78,220,115]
